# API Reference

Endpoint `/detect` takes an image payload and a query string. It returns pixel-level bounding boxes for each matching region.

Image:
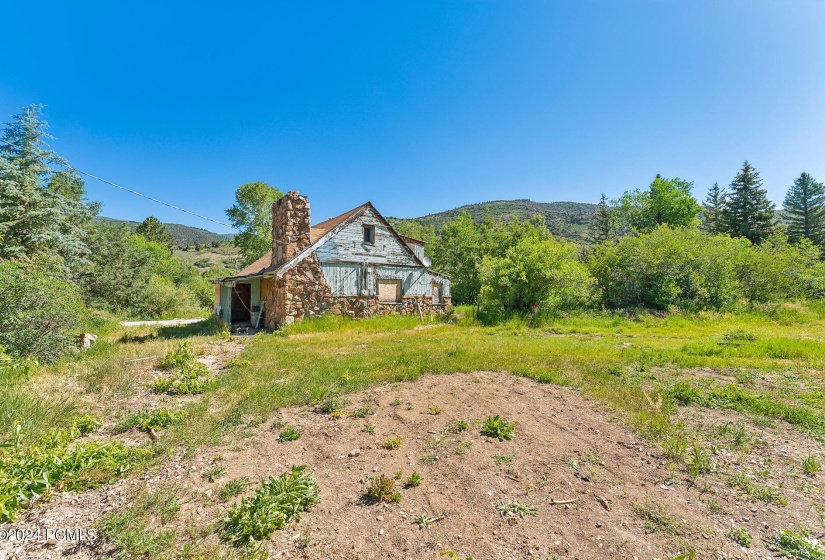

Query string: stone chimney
[271,191,311,267]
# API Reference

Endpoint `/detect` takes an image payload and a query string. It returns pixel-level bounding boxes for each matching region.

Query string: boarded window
[432,281,443,304]
[377,279,402,302]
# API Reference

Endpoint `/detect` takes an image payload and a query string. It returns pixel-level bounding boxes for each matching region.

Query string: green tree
[588,193,614,244]
[226,182,284,266]
[615,175,701,233]
[135,215,174,251]
[700,182,727,235]
[722,161,776,244]
[429,213,487,305]
[782,172,825,247]
[0,105,97,268]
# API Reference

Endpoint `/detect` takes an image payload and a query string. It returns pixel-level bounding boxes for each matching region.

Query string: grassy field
[3,303,825,558]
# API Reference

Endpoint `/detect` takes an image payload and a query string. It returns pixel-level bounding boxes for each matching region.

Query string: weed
[447,419,469,433]
[455,441,473,455]
[113,407,185,434]
[482,415,515,441]
[564,457,580,471]
[152,342,217,395]
[204,464,227,483]
[669,381,701,406]
[390,398,403,407]
[495,500,537,518]
[405,402,414,410]
[221,465,319,546]
[414,513,441,528]
[271,419,288,429]
[727,472,787,505]
[159,342,198,370]
[219,477,250,501]
[727,526,752,547]
[362,424,375,434]
[724,329,757,341]
[803,454,821,476]
[365,475,401,503]
[421,453,438,466]
[393,470,403,480]
[763,529,825,559]
[383,436,403,450]
[351,405,375,418]
[317,394,346,414]
[429,405,443,415]
[687,445,716,480]
[632,501,679,535]
[494,454,515,466]
[706,498,723,514]
[278,427,301,442]
[405,471,423,488]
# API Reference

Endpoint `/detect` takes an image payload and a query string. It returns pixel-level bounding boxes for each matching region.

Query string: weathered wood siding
[319,262,450,298]
[315,208,419,266]
[405,242,425,261]
[219,285,232,322]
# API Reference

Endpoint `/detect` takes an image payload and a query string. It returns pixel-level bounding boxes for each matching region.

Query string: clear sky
[2,1,824,234]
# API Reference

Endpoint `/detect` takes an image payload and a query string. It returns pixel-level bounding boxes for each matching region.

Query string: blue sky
[2,1,824,234]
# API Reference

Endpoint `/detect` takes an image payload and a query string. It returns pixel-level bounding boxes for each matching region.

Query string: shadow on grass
[118,317,229,343]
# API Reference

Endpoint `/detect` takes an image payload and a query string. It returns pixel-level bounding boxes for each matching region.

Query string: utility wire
[0,138,236,230]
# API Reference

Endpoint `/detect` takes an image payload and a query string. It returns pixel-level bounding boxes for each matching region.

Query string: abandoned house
[211,191,451,329]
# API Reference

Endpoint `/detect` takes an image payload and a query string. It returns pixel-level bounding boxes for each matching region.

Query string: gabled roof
[212,200,447,283]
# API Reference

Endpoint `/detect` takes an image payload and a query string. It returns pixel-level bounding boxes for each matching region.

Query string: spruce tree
[0,105,97,267]
[135,215,174,250]
[782,172,825,247]
[700,182,726,234]
[589,193,614,244]
[721,161,776,244]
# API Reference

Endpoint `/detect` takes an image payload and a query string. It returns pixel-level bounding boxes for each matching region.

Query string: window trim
[362,225,376,245]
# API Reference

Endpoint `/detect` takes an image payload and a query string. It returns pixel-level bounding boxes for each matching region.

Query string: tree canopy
[614,175,701,233]
[225,182,284,266]
[722,161,776,244]
[782,172,825,248]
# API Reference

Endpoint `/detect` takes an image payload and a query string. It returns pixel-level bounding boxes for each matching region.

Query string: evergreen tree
[722,161,776,244]
[588,193,614,244]
[782,172,825,247]
[0,105,97,267]
[135,215,174,251]
[700,182,727,234]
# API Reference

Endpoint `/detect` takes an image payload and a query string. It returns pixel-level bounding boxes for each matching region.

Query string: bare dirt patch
[7,370,824,560]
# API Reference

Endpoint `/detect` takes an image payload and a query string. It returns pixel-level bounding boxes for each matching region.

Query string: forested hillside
[389,199,597,242]
[99,217,234,247]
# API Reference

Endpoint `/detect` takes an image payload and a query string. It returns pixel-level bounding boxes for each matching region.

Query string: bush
[589,226,746,310]
[0,258,86,362]
[479,236,593,317]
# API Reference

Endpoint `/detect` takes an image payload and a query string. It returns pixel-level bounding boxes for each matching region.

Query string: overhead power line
[0,138,236,230]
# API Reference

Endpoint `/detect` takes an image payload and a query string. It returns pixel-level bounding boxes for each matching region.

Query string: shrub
[482,415,515,441]
[365,475,401,503]
[221,466,319,546]
[480,236,593,316]
[0,258,86,362]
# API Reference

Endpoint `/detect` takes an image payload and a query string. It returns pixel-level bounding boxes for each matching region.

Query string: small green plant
[687,445,716,479]
[564,457,580,471]
[405,402,414,410]
[421,453,438,465]
[365,475,401,503]
[219,477,250,501]
[278,428,300,442]
[71,414,103,435]
[221,465,319,546]
[706,498,723,514]
[317,394,345,414]
[271,419,288,429]
[151,343,216,395]
[448,420,469,433]
[803,454,821,476]
[481,415,514,441]
[413,513,441,528]
[383,436,403,450]
[428,405,443,415]
[351,405,375,418]
[113,408,185,434]
[405,471,423,488]
[495,500,537,518]
[362,424,375,434]
[455,441,473,455]
[494,454,515,466]
[632,501,679,535]
[158,342,198,370]
[390,398,403,407]
[728,526,752,547]
[394,470,403,480]
[724,329,757,341]
[763,529,825,559]
[727,472,787,505]
[204,464,227,483]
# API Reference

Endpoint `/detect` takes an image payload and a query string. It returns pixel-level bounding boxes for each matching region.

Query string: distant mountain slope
[390,200,598,242]
[98,217,234,247]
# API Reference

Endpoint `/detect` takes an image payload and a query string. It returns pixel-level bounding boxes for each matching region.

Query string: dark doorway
[231,283,251,323]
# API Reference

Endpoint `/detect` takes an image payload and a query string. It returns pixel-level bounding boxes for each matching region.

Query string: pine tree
[782,172,825,247]
[721,161,776,244]
[0,105,97,267]
[589,193,614,243]
[700,182,727,234]
[135,215,174,250]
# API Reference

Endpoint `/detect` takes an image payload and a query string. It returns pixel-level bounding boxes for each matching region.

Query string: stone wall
[271,191,311,268]
[325,294,451,319]
[263,252,332,329]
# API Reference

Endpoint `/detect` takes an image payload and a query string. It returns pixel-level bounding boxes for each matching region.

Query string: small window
[363,225,375,244]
